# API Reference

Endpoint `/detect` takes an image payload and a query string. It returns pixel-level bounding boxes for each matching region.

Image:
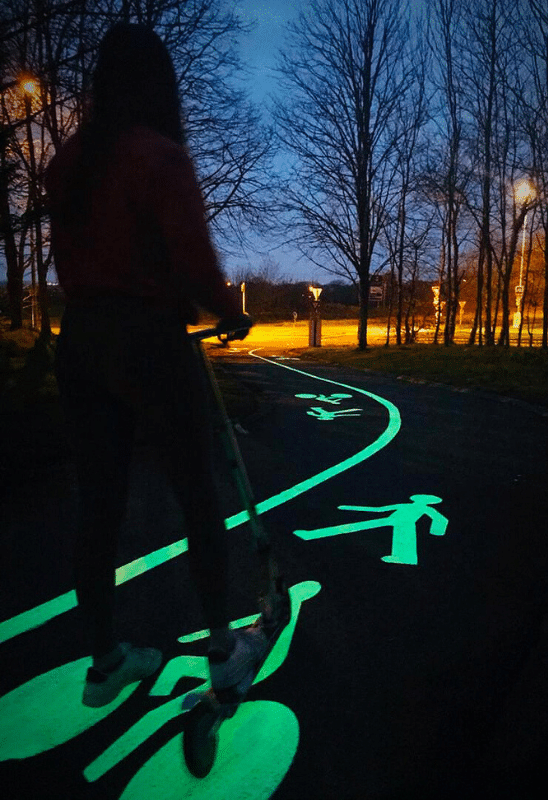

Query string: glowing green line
[0,356,400,643]
[0,539,188,645]
[226,350,402,521]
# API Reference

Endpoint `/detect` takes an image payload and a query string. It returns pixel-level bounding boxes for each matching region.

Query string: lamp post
[308,285,322,346]
[513,179,535,330]
[240,281,246,314]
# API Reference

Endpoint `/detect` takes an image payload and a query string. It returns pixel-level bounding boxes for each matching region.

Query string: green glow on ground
[84,693,193,783]
[84,581,320,783]
[0,357,398,645]
[0,656,138,761]
[294,496,448,566]
[0,539,189,645]
[178,615,260,644]
[119,701,299,800]
[0,354,399,795]
[254,581,321,683]
[226,351,402,528]
[0,581,320,784]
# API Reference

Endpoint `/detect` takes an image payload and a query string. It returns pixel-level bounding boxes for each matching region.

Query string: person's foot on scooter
[82,642,162,707]
[208,626,268,697]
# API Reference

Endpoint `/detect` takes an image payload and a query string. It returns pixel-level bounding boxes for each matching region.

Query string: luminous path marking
[0,354,401,645]
[0,580,320,795]
[294,496,448,566]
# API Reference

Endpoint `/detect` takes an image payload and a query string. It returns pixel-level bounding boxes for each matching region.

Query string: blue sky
[234,0,302,104]
[228,0,319,283]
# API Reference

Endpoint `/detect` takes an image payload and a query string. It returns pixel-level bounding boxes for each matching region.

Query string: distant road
[48,318,545,347]
[188,319,546,348]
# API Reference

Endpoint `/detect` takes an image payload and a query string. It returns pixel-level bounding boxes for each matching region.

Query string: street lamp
[309,286,322,303]
[513,179,535,330]
[19,76,39,97]
[308,286,322,346]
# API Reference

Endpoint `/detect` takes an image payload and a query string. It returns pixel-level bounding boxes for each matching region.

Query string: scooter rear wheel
[183,701,219,778]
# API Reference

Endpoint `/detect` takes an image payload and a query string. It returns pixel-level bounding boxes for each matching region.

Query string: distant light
[514,179,535,204]
[309,286,322,301]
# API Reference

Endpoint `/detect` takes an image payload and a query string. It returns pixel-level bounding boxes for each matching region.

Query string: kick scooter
[181,322,291,778]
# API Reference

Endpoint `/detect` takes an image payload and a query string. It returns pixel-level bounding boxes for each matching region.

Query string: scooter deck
[182,582,291,778]
[183,580,290,715]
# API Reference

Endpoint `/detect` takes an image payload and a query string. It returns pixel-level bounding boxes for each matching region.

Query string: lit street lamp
[309,286,322,304]
[20,77,39,97]
[513,179,535,330]
[308,285,322,346]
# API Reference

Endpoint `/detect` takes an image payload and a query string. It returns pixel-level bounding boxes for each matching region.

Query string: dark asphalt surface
[2,352,548,800]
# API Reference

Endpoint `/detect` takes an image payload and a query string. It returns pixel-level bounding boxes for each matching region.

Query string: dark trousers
[55,296,229,658]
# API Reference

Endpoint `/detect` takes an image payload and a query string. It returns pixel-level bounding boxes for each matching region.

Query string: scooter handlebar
[188,323,251,342]
[188,326,222,341]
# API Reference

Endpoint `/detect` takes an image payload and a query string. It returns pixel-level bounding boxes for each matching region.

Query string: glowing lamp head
[309,286,322,302]
[514,179,535,204]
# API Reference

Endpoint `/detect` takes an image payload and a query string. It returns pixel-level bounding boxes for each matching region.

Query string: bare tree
[460,0,513,345]
[1,0,107,332]
[274,0,415,349]
[382,30,430,345]
[0,0,276,329]
[522,0,548,348]
[425,0,475,345]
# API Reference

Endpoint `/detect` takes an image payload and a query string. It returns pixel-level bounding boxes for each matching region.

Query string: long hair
[65,23,183,225]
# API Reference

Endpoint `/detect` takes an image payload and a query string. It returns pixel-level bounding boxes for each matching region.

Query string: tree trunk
[385,265,395,346]
[358,276,369,350]
[1,178,23,329]
[543,218,548,349]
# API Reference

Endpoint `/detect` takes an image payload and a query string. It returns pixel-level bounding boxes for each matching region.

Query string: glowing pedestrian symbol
[306,406,362,421]
[294,495,448,565]
[295,393,353,405]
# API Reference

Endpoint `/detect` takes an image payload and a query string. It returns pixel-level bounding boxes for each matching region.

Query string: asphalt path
[2,351,548,800]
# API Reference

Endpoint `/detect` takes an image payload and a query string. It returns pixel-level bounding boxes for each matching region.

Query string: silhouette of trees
[0,0,275,331]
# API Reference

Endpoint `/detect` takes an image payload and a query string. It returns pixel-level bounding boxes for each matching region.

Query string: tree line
[274,0,548,348]
[0,0,275,337]
[1,0,547,350]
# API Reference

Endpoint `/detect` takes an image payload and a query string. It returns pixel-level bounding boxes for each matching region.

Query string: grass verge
[292,343,548,408]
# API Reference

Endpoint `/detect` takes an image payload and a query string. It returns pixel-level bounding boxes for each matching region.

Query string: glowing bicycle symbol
[0,582,320,798]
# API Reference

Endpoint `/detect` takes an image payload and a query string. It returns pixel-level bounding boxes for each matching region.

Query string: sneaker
[82,642,162,707]
[208,625,269,699]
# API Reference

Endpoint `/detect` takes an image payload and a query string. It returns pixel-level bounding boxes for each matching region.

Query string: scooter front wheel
[183,701,220,778]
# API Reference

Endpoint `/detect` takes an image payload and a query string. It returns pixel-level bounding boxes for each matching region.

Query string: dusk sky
[1,1,317,286]
[230,0,317,283]
[2,1,418,287]
[235,0,302,104]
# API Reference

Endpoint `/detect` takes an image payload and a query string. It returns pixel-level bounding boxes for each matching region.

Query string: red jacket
[45,125,240,322]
